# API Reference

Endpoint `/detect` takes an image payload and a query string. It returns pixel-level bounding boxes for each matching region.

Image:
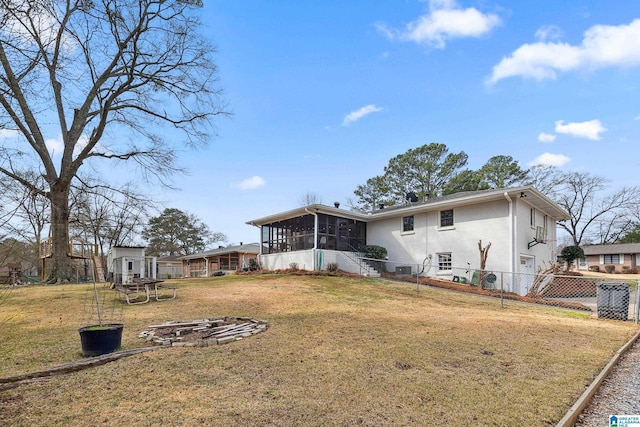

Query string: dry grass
[0,275,638,426]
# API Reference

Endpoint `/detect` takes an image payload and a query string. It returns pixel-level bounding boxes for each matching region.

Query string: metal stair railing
[337,237,380,277]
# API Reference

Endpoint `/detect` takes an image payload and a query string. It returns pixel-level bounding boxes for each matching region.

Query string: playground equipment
[39,237,105,282]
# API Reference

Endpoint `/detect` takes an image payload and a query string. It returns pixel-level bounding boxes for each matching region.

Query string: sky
[20,0,640,247]
[168,0,639,246]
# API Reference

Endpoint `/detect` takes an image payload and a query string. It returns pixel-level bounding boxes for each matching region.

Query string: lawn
[0,274,638,426]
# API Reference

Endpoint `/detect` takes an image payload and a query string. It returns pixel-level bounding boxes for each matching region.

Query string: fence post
[416,264,419,293]
[500,272,504,309]
[635,279,640,324]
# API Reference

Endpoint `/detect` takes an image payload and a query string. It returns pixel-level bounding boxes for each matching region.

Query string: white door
[518,256,535,296]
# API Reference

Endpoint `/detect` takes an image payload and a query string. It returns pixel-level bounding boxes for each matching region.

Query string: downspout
[504,192,515,280]
[305,208,319,270]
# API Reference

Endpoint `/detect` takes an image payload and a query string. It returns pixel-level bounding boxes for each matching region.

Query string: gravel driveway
[574,339,640,426]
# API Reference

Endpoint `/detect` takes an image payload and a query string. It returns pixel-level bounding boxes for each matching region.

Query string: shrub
[559,246,584,271]
[326,263,338,273]
[362,245,387,260]
[289,262,299,271]
[248,258,259,271]
[588,265,599,272]
[604,264,615,274]
[621,265,631,273]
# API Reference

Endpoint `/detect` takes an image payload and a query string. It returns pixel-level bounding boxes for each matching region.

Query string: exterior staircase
[338,251,381,277]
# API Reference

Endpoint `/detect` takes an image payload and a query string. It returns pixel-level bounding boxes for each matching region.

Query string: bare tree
[525,165,564,196]
[534,169,640,246]
[0,0,226,281]
[298,191,323,207]
[1,172,49,237]
[69,178,152,256]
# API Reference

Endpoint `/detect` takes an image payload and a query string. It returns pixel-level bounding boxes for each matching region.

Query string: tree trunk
[478,240,491,289]
[49,184,73,282]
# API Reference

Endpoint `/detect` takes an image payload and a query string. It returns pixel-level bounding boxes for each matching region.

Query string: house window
[440,209,454,227]
[437,253,452,271]
[402,215,414,233]
[530,208,535,227]
[603,254,620,264]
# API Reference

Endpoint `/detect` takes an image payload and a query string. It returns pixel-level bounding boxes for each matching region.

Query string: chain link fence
[359,257,639,322]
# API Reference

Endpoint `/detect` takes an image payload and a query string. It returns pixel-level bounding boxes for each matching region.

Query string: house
[579,243,640,273]
[246,186,569,295]
[156,255,183,279]
[180,243,260,277]
[107,246,157,284]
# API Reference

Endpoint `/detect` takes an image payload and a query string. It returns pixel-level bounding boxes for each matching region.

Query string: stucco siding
[513,199,557,273]
[258,251,315,271]
[367,200,512,274]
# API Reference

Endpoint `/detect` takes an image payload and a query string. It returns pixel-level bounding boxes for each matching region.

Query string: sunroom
[247,204,368,272]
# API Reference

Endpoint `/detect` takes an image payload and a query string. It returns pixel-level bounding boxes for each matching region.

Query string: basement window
[437,253,452,271]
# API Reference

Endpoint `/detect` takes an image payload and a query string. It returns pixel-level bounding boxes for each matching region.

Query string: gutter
[504,192,515,280]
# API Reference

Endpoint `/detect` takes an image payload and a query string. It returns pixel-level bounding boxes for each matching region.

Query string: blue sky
[93,1,640,245]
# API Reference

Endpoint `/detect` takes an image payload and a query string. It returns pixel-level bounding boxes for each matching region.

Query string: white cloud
[235,176,266,190]
[342,104,383,126]
[537,132,556,143]
[45,134,106,158]
[555,119,606,140]
[528,153,571,167]
[635,114,640,121]
[377,0,500,49]
[0,129,20,139]
[488,18,640,84]
[2,6,77,54]
[45,136,64,155]
[535,25,563,42]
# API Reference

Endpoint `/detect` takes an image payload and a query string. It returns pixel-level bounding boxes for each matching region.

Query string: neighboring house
[107,246,157,284]
[180,243,260,277]
[246,186,569,295]
[579,243,640,273]
[156,255,183,279]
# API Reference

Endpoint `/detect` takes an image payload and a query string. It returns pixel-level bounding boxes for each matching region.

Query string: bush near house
[362,245,387,260]
[588,265,599,272]
[604,265,616,274]
[326,263,338,273]
[620,265,636,274]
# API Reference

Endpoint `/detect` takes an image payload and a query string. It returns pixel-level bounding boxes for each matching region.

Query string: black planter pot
[78,324,124,357]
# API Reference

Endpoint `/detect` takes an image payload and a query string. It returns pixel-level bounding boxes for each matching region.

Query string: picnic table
[114,278,176,305]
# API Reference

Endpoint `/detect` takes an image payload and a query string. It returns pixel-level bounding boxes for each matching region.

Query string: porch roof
[179,243,260,261]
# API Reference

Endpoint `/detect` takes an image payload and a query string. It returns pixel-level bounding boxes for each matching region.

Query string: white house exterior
[246,186,569,295]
